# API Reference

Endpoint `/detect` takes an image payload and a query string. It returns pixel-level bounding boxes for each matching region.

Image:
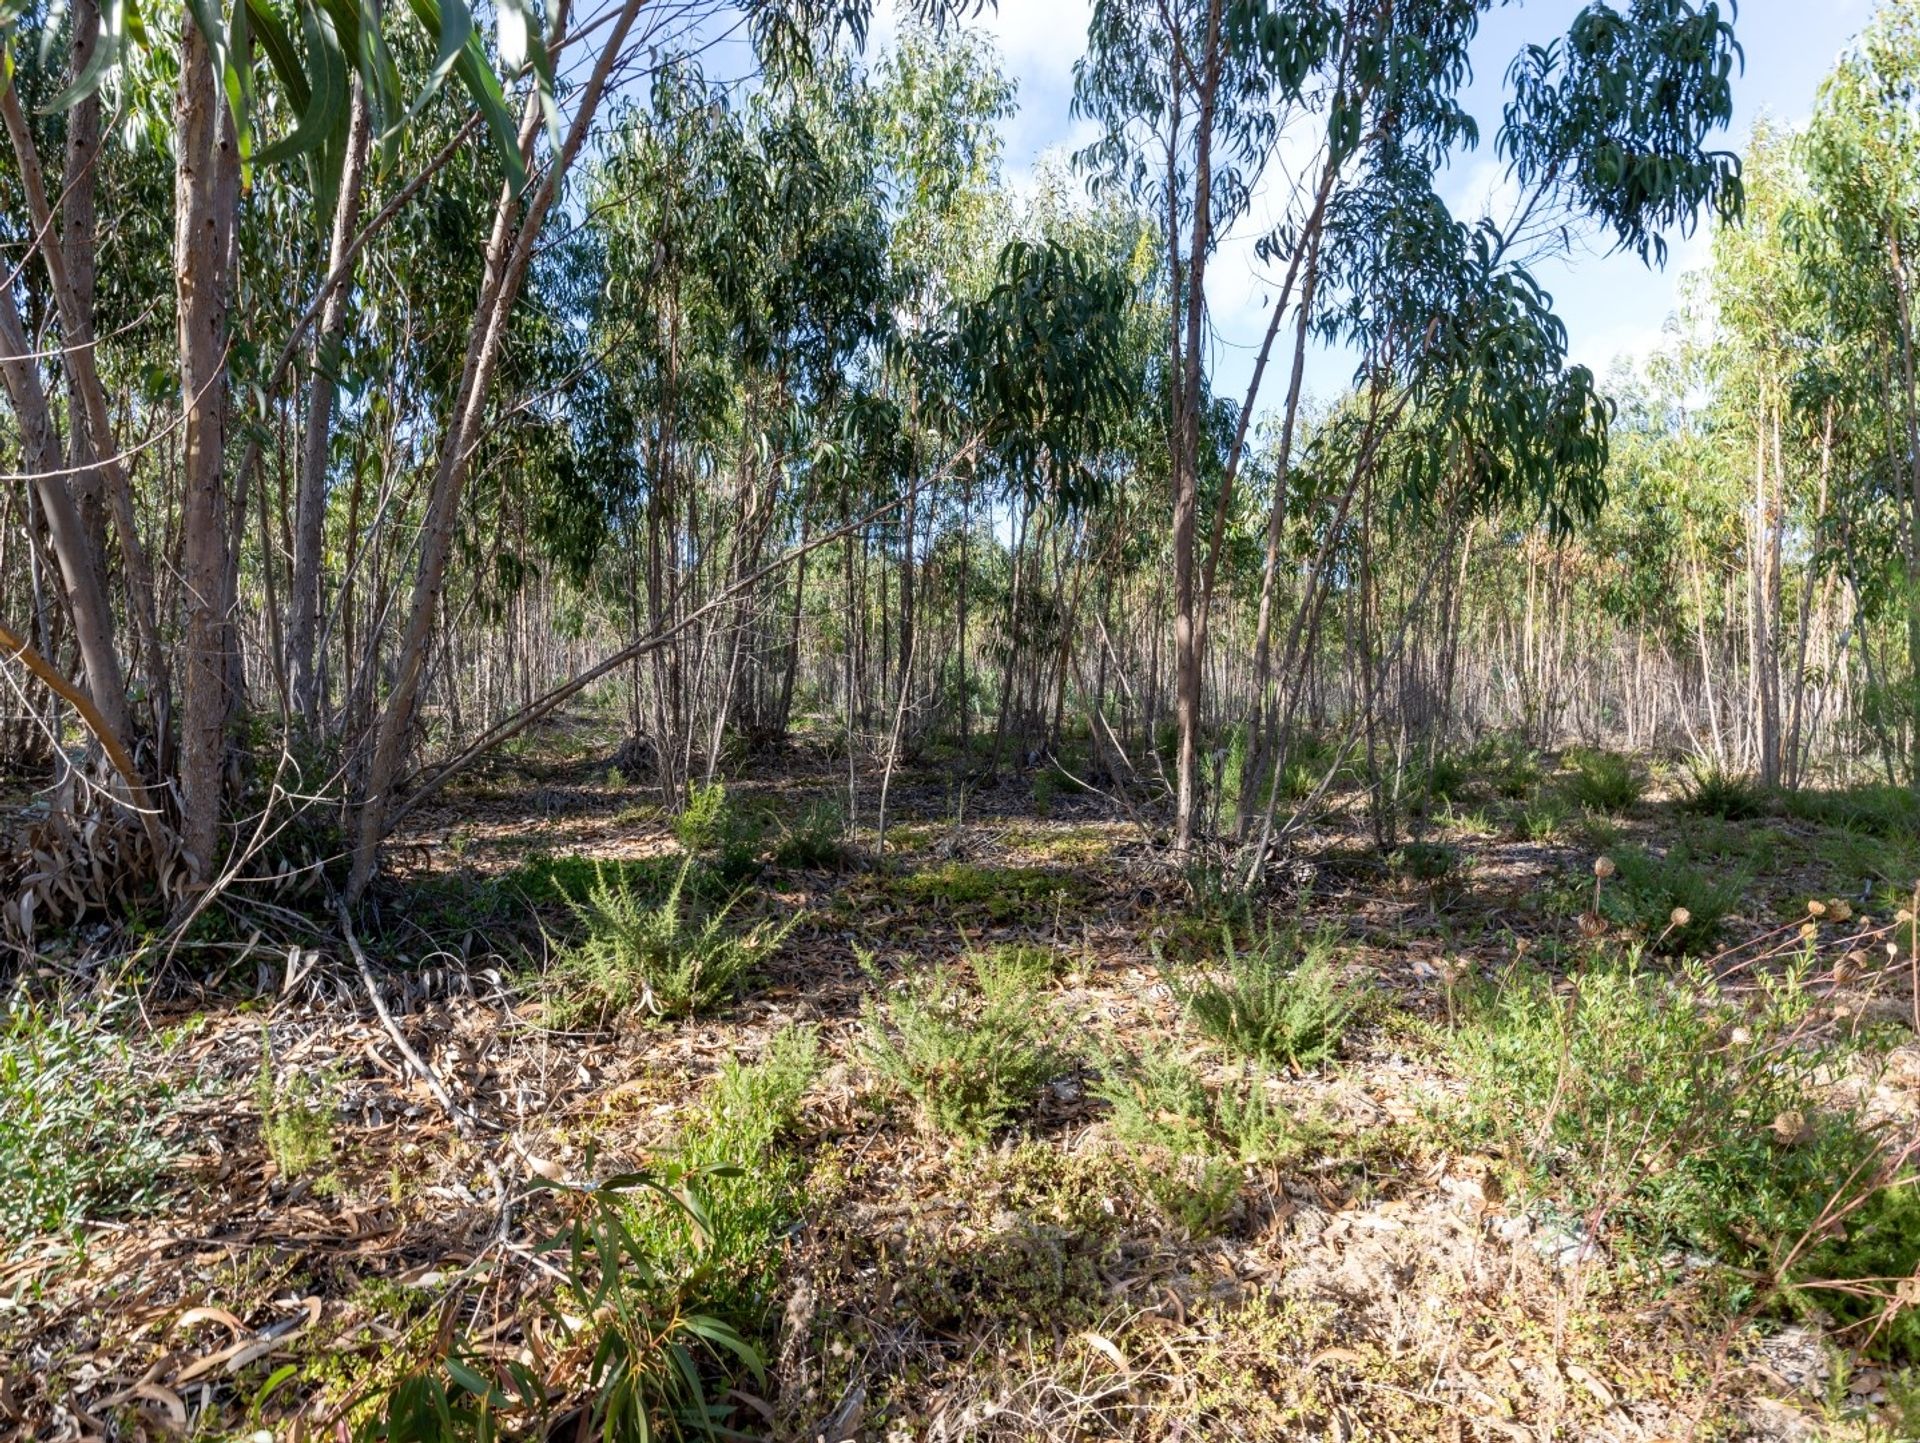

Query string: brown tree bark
[348,0,641,900]
[173,15,243,878]
[1170,0,1223,851]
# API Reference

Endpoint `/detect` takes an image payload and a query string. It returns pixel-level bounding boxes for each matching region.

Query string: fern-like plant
[545,860,793,1026]
[1173,927,1361,1068]
[862,965,1061,1141]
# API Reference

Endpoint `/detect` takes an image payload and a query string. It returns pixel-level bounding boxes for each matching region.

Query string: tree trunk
[290,77,372,726]
[348,0,640,900]
[174,15,243,878]
[1171,0,1223,850]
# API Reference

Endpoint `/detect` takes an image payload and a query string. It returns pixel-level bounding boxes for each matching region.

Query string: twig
[335,895,493,1142]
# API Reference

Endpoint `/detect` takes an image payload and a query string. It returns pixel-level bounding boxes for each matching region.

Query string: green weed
[771,797,849,870]
[971,942,1066,996]
[1444,955,1917,1355]
[1173,927,1362,1069]
[1564,749,1643,813]
[1681,764,1768,820]
[643,1025,821,1321]
[1093,1050,1315,1231]
[359,1166,763,1442]
[1518,791,1573,842]
[1391,840,1463,883]
[544,861,794,1026]
[674,781,760,881]
[862,963,1063,1142]
[1598,844,1744,955]
[256,1033,337,1189]
[0,998,182,1241]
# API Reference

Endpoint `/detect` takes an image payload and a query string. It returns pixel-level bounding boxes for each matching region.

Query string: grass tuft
[1680,764,1768,820]
[1563,748,1643,814]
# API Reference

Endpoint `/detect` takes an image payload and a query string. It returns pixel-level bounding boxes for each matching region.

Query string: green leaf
[38,0,134,111]
[253,0,350,168]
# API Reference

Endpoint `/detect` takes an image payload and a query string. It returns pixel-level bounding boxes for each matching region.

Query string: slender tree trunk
[174,18,243,877]
[0,293,134,758]
[62,0,108,573]
[1170,0,1223,851]
[290,78,371,726]
[1,66,167,740]
[349,0,641,899]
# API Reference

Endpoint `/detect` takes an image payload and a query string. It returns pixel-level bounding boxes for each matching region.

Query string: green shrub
[1518,791,1572,842]
[359,1163,765,1443]
[772,798,849,870]
[674,781,760,881]
[1680,764,1768,820]
[1031,768,1059,818]
[1417,751,1471,805]
[257,1033,336,1188]
[1780,783,1920,839]
[1599,844,1744,955]
[639,1025,821,1320]
[1275,731,1346,803]
[862,964,1062,1141]
[512,852,702,908]
[1173,927,1362,1069]
[1467,733,1544,799]
[971,942,1064,996]
[1796,1178,1920,1361]
[1564,749,1643,813]
[0,999,182,1241]
[1093,1050,1312,1230]
[1391,840,1462,882]
[545,861,793,1026]
[1444,955,1917,1354]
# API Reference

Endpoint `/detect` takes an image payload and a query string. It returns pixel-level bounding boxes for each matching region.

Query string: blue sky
[870,0,1879,409]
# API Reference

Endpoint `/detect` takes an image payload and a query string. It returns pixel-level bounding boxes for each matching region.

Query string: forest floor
[5,711,1920,1442]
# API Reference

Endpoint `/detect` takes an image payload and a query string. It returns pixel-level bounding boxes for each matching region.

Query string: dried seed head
[1827,898,1852,923]
[1770,1109,1812,1147]
[1669,907,1692,928]
[1729,1025,1752,1046]
[1807,898,1828,917]
[1593,856,1616,879]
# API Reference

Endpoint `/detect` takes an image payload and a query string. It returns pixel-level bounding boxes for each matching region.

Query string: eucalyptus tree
[0,0,1001,923]
[1710,122,1823,786]
[872,26,1012,736]
[1073,0,1744,853]
[1795,0,1920,781]
[577,54,902,794]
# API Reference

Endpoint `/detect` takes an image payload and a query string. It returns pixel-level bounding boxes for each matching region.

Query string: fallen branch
[0,621,144,799]
[336,895,493,1142]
